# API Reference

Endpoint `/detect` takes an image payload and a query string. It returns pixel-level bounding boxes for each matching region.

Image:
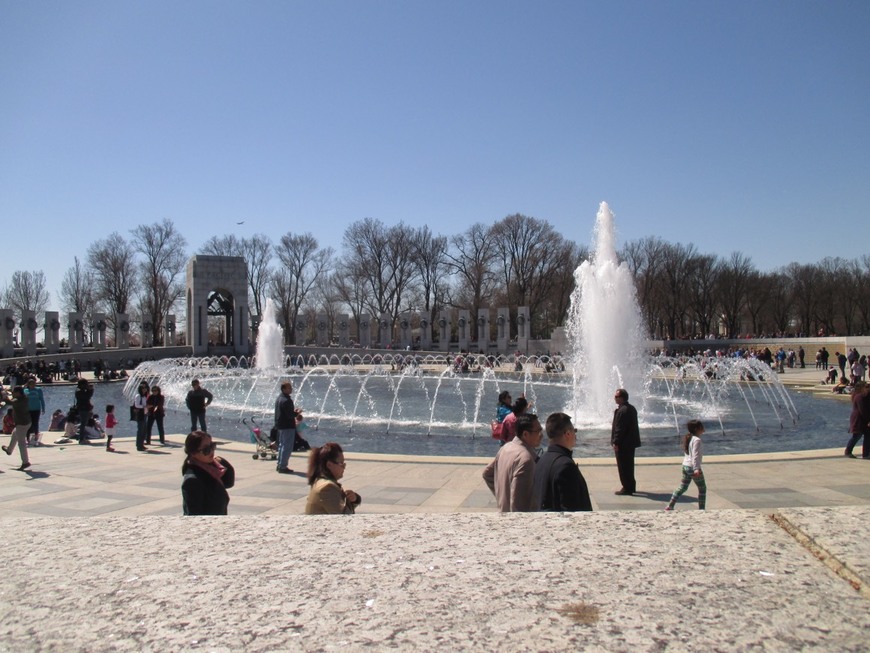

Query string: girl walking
[665,419,707,511]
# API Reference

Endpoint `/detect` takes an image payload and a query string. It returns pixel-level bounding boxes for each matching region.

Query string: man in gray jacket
[482,413,543,512]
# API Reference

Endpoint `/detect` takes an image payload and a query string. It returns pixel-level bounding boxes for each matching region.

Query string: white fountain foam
[567,202,648,423]
[255,298,285,369]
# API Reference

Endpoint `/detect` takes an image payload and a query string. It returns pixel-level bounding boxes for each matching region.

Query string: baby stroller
[244,417,276,461]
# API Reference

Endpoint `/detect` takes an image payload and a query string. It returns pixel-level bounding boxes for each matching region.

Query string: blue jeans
[277,428,296,470]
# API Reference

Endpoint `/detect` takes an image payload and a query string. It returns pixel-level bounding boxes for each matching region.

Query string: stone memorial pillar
[476,308,489,354]
[496,307,510,353]
[0,310,13,358]
[398,313,412,349]
[140,317,154,348]
[457,309,470,351]
[294,315,309,346]
[185,255,250,356]
[20,310,38,356]
[379,314,391,349]
[358,314,372,348]
[337,314,350,347]
[116,313,131,349]
[165,314,176,346]
[437,309,451,352]
[44,312,61,354]
[250,313,261,354]
[315,313,329,347]
[68,312,84,352]
[517,306,530,354]
[419,312,432,350]
[92,313,108,350]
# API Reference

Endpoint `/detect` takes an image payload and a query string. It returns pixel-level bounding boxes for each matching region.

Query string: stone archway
[186,255,250,356]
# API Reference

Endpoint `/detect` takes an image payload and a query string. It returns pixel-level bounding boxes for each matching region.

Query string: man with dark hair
[185,379,213,433]
[534,412,592,511]
[482,413,543,512]
[274,381,297,474]
[612,388,641,495]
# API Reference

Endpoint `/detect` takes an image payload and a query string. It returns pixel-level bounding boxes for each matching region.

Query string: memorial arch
[186,255,250,356]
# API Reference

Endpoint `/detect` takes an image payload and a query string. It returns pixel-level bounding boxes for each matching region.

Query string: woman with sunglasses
[304,442,361,514]
[181,431,235,515]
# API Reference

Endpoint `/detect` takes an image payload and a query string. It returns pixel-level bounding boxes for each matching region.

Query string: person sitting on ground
[181,431,235,516]
[305,442,362,514]
[55,415,79,444]
[832,378,851,395]
[48,409,66,431]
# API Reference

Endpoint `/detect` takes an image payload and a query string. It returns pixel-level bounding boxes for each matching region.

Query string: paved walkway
[1,431,867,518]
[1,364,869,651]
[0,363,862,518]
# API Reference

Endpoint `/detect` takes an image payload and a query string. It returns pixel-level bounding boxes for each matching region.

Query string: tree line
[2,215,868,345]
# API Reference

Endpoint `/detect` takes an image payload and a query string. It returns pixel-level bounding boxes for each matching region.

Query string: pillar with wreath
[67,312,85,352]
[398,313,412,349]
[358,314,371,348]
[337,314,350,347]
[92,313,108,350]
[20,310,38,356]
[164,314,176,346]
[457,310,470,351]
[44,312,61,354]
[115,314,131,349]
[437,309,451,351]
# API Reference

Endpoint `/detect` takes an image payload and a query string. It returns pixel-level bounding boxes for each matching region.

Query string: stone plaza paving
[0,364,867,651]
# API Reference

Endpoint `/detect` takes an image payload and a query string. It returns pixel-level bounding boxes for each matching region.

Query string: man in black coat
[534,412,592,511]
[611,388,641,495]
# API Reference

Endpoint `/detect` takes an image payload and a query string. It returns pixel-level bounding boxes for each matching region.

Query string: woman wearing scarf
[305,442,361,514]
[181,431,235,515]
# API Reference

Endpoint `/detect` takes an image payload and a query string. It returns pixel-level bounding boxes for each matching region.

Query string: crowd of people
[4,355,866,517]
[484,387,686,513]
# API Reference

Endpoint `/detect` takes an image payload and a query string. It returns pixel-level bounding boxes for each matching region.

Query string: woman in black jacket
[181,431,235,515]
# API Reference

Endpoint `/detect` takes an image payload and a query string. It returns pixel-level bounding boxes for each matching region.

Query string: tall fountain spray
[567,202,648,422]
[255,298,285,369]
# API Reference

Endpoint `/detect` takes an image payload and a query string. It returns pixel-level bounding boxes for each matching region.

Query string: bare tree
[272,232,333,344]
[787,262,822,336]
[621,237,668,338]
[410,226,449,323]
[657,242,698,339]
[87,232,138,333]
[240,235,273,318]
[131,219,188,344]
[489,214,567,317]
[716,252,755,338]
[446,222,496,317]
[340,219,418,336]
[766,271,794,335]
[329,267,368,339]
[687,254,719,337]
[858,255,870,332]
[200,235,244,257]
[60,257,97,315]
[4,270,50,322]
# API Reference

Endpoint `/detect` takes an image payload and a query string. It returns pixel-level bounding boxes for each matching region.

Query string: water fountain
[124,203,816,457]
[255,298,285,369]
[567,201,647,422]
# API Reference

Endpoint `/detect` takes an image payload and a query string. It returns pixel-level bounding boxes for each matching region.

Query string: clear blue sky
[2,1,868,309]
